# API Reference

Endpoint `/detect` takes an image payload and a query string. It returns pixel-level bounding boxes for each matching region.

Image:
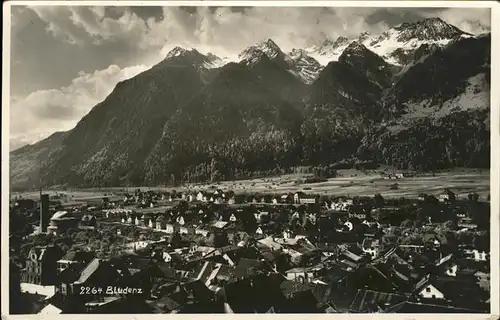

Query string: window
[425,287,431,293]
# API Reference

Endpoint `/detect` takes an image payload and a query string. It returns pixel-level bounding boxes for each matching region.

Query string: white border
[2,1,499,319]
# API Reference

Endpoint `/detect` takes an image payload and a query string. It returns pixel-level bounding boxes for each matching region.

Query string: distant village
[9,185,491,314]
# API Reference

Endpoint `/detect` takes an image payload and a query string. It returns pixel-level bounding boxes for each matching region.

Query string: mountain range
[10,17,491,190]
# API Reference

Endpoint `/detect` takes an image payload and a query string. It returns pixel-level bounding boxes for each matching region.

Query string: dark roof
[280,280,312,297]
[60,250,93,263]
[154,296,181,312]
[233,258,266,279]
[58,265,84,283]
[387,301,483,313]
[350,289,406,313]
[431,276,484,300]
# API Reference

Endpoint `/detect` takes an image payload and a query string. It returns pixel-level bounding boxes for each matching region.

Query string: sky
[9,5,491,150]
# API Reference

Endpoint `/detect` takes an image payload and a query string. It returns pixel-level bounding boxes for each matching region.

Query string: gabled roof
[59,250,93,263]
[350,289,406,313]
[362,238,380,250]
[75,258,100,284]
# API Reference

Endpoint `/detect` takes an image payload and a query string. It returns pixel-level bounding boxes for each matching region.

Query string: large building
[22,245,64,285]
[39,194,50,233]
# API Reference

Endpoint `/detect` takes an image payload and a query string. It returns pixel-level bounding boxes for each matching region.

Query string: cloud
[10,64,151,149]
[26,6,491,55]
[419,8,491,34]
[11,5,491,149]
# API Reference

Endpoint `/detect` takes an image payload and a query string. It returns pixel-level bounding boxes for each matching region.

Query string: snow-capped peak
[393,17,469,42]
[356,17,472,66]
[239,38,286,61]
[343,41,367,53]
[287,49,323,84]
[306,36,353,66]
[358,31,372,43]
[164,47,226,69]
[239,48,267,67]
[166,46,199,59]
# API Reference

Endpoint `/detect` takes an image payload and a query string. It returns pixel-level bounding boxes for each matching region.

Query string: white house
[163,252,173,262]
[285,268,314,282]
[134,217,140,225]
[473,249,489,262]
[229,214,237,222]
[293,193,301,204]
[195,228,209,237]
[165,224,175,234]
[272,198,279,205]
[179,227,188,234]
[196,192,205,202]
[256,227,263,235]
[283,229,292,239]
[344,221,354,231]
[362,238,380,259]
[176,216,185,226]
[418,283,445,300]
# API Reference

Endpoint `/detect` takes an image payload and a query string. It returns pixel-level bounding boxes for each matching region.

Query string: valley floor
[12,168,490,201]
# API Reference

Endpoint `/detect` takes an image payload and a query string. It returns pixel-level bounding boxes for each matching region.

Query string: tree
[468,193,479,203]
[374,194,385,208]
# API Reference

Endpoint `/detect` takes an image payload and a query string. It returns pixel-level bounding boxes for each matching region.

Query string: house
[179,227,189,234]
[293,192,305,204]
[57,250,94,275]
[362,238,380,259]
[229,214,237,222]
[458,217,477,229]
[272,197,280,205]
[165,224,175,234]
[285,265,323,283]
[22,245,65,285]
[215,197,225,204]
[436,254,458,277]
[176,215,185,226]
[161,252,173,263]
[195,228,209,237]
[473,249,489,262]
[281,194,291,203]
[156,216,166,230]
[300,195,319,205]
[283,229,293,239]
[196,192,205,202]
[79,215,97,230]
[413,274,485,307]
[255,227,263,235]
[47,211,80,235]
[439,189,456,203]
[56,259,122,301]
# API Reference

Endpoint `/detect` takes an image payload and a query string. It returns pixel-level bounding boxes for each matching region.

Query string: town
[8,183,491,314]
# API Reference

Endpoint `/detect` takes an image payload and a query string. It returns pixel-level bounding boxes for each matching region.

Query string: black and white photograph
[2,1,498,316]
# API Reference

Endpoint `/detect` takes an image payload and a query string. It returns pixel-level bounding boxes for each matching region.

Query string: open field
[186,169,490,200]
[11,168,489,201]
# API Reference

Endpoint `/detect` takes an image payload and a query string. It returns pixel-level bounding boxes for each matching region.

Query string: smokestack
[40,194,50,233]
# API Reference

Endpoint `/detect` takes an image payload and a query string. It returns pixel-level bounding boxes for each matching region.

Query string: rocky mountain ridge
[10,18,491,190]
